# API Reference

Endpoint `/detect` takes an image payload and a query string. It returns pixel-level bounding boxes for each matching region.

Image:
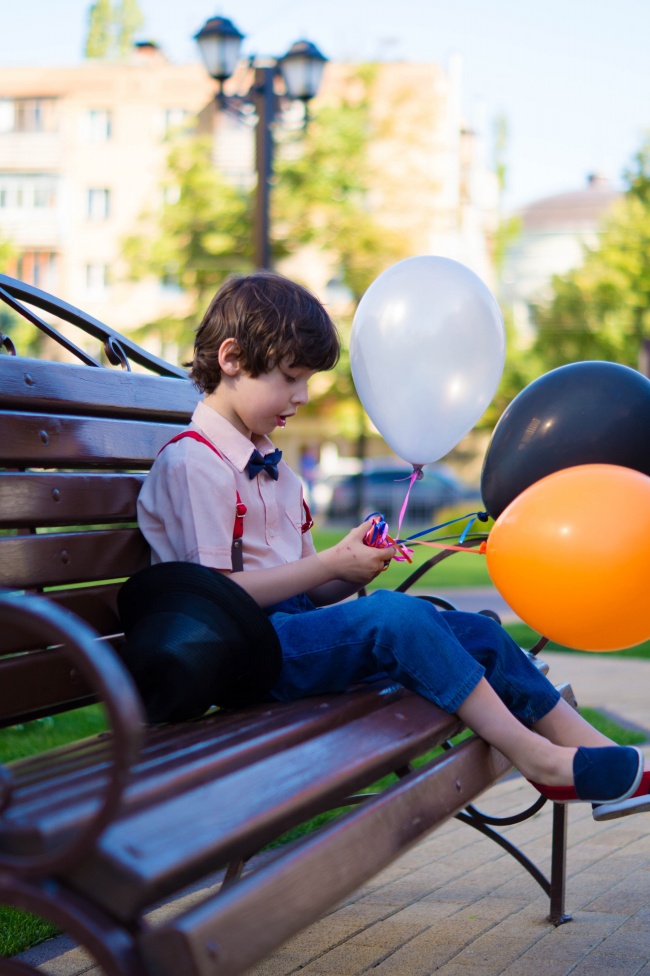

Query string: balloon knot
[477,511,489,522]
[413,465,424,482]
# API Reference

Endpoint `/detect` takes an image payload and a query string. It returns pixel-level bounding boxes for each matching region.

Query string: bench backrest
[0,274,198,725]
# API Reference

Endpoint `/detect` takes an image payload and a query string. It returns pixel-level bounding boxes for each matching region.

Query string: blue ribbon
[397,510,489,545]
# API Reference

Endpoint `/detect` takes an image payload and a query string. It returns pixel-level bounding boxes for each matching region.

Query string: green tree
[121,66,425,460]
[115,0,144,58]
[123,135,252,355]
[0,236,14,272]
[124,136,252,300]
[483,112,534,430]
[273,67,410,302]
[85,0,114,58]
[84,0,144,59]
[532,140,650,370]
[124,71,411,357]
[270,69,412,452]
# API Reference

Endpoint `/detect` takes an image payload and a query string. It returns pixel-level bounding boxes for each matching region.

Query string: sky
[1,0,648,210]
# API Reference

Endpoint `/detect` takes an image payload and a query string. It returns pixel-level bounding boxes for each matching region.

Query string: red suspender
[158,431,313,570]
[301,500,314,533]
[158,431,247,570]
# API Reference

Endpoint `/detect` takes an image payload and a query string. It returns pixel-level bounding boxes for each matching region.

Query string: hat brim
[117,562,282,723]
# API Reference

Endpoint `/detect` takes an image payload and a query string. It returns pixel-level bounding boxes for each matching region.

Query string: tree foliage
[115,0,144,57]
[85,0,144,59]
[124,137,252,312]
[273,66,410,301]
[124,67,411,355]
[532,140,650,370]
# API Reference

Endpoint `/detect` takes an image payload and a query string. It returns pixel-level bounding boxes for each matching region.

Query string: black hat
[117,562,282,724]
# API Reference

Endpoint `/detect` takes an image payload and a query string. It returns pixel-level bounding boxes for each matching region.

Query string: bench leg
[222,857,246,888]
[548,801,572,926]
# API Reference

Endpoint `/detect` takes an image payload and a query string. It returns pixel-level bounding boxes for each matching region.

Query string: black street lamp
[195,15,327,270]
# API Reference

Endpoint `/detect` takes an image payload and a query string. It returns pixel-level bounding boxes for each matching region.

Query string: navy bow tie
[246,448,282,481]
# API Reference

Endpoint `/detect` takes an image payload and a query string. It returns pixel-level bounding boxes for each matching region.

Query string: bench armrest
[0,590,145,874]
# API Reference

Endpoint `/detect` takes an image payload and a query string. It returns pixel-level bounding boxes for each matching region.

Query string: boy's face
[212,353,317,439]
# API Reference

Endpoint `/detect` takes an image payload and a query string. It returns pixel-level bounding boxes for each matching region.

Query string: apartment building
[0,44,214,334]
[0,46,498,337]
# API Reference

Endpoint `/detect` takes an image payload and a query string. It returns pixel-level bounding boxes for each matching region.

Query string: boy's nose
[292,382,309,405]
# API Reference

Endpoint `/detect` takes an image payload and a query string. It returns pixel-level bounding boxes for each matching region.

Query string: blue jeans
[267,590,559,726]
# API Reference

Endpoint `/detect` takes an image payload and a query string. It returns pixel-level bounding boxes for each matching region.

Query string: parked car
[317,459,481,526]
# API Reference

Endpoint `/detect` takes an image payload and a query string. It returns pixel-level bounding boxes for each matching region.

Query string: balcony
[0,212,62,248]
[0,132,63,171]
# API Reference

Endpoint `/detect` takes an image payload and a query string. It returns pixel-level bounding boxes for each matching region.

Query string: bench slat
[5,684,413,826]
[0,356,197,421]
[0,411,184,468]
[0,585,122,656]
[0,473,143,526]
[0,648,95,726]
[65,693,464,918]
[0,528,148,589]
[141,736,511,976]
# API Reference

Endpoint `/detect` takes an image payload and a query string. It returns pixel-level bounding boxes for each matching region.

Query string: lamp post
[194,15,327,270]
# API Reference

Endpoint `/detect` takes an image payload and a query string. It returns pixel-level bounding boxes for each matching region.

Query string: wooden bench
[0,273,576,976]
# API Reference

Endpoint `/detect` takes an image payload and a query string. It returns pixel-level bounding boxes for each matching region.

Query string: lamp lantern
[280,40,328,102]
[195,15,327,269]
[194,15,244,83]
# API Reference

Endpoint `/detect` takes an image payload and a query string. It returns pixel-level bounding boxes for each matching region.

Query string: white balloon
[350,256,506,467]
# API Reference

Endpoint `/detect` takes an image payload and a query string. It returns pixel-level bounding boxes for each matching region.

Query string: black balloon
[481,361,650,519]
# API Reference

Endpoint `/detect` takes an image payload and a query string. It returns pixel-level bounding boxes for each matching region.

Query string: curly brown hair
[188,271,340,394]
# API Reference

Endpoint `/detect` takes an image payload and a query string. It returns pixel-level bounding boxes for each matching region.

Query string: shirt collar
[191,400,276,473]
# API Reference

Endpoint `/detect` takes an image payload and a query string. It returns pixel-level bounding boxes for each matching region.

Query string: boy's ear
[218,338,242,376]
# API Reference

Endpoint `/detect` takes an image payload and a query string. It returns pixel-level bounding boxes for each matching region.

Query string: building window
[0,100,15,133]
[0,97,58,133]
[16,252,59,290]
[87,188,110,220]
[0,174,57,210]
[163,108,189,138]
[85,263,109,298]
[160,268,181,292]
[83,109,112,142]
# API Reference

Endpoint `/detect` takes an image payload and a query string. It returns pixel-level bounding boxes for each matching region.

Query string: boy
[138,271,650,821]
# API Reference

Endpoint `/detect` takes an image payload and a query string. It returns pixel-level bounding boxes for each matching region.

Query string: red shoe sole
[530,768,650,804]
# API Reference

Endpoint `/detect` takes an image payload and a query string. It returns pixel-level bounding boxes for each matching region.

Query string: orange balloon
[485,464,650,651]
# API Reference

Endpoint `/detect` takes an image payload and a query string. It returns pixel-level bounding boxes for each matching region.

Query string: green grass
[0,705,107,763]
[0,907,59,959]
[311,523,492,590]
[578,707,647,746]
[503,622,650,661]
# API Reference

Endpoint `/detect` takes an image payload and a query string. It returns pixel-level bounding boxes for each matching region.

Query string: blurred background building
[0,44,498,333]
[500,173,621,341]
[0,43,213,330]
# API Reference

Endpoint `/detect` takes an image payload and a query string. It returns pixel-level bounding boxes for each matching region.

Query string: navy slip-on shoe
[574,746,644,803]
[530,746,644,804]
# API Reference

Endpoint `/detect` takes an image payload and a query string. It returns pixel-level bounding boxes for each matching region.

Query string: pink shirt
[137,400,316,571]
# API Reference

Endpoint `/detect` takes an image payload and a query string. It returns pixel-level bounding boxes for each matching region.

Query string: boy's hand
[320,523,396,585]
